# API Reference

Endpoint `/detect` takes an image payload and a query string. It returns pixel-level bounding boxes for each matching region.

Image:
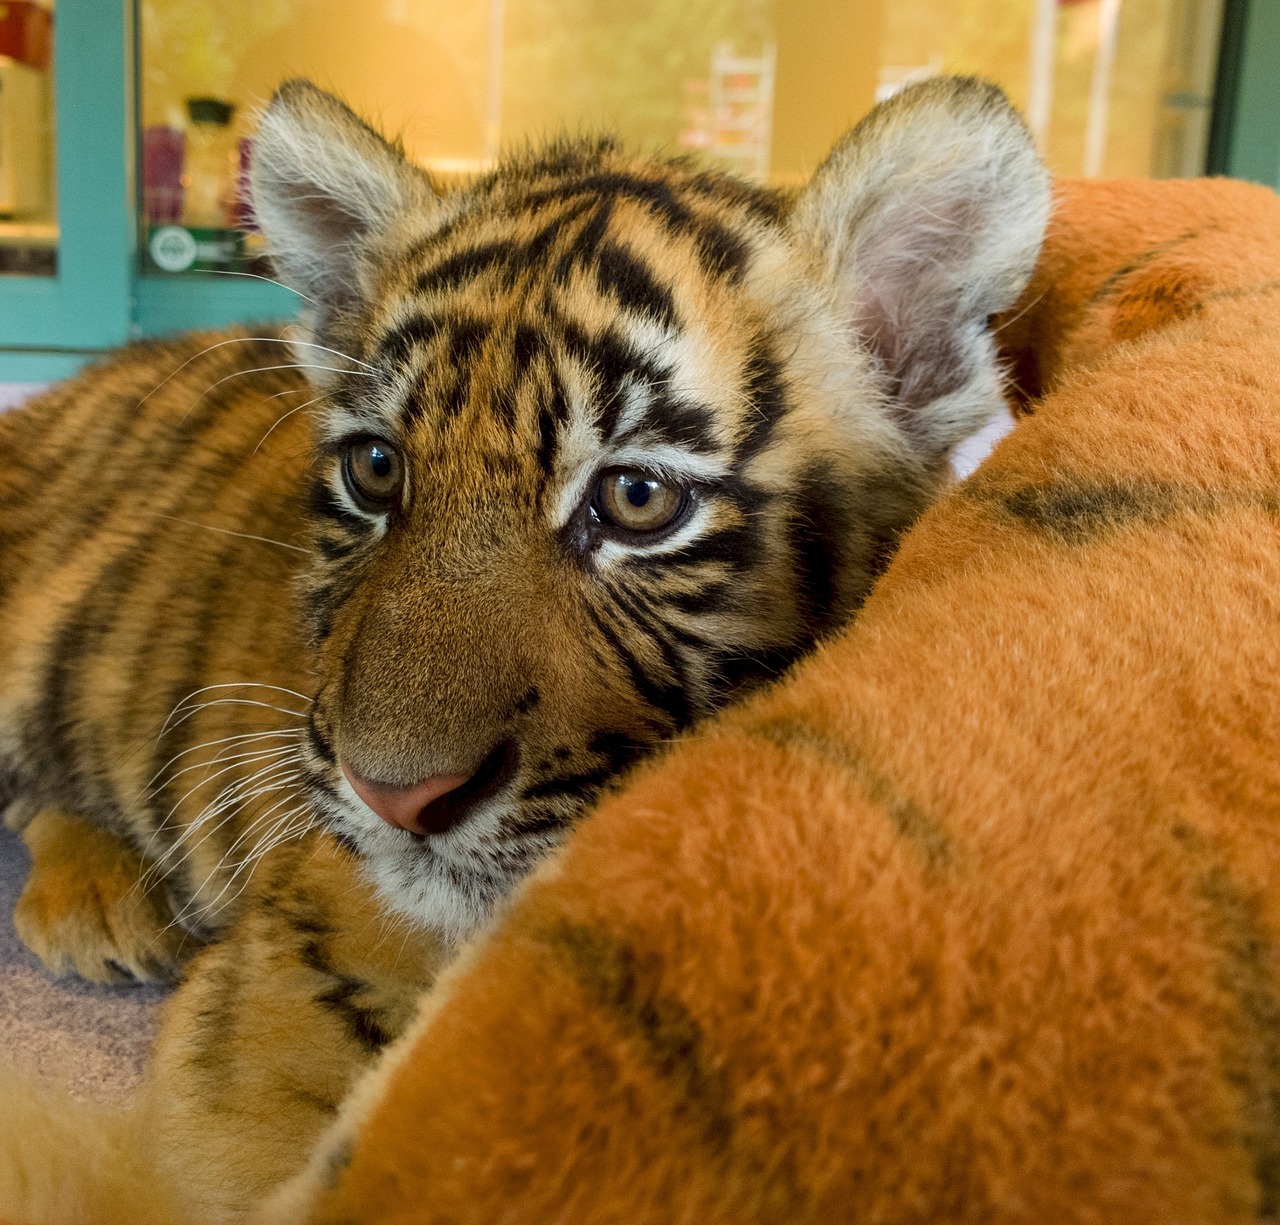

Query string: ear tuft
[250,79,438,330]
[792,76,1050,466]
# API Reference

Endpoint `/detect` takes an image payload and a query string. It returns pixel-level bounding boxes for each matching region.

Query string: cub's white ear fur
[250,79,439,326]
[792,76,1049,465]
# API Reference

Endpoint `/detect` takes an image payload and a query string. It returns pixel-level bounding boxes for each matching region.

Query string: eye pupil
[625,479,652,508]
[370,448,391,478]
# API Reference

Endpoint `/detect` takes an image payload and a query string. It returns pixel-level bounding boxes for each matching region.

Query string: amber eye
[343,438,403,511]
[595,470,686,535]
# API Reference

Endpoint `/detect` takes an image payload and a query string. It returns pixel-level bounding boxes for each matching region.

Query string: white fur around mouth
[316,776,534,939]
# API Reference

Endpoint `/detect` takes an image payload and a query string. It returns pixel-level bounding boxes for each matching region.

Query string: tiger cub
[0,75,1047,1218]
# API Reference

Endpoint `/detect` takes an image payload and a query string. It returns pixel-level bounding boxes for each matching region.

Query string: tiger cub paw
[14,808,192,985]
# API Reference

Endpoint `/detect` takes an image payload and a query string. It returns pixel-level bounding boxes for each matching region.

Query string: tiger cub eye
[343,438,404,510]
[596,471,685,535]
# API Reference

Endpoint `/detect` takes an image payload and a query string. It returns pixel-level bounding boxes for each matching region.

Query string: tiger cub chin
[0,72,1045,1218]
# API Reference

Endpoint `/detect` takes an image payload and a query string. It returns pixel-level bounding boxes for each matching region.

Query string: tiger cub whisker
[149,749,302,830]
[158,697,310,740]
[254,394,329,454]
[149,513,312,555]
[142,762,304,881]
[177,363,378,427]
[141,729,305,797]
[149,743,302,798]
[173,805,315,930]
[133,334,376,412]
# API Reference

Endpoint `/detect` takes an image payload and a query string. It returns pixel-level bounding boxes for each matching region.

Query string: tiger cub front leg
[12,808,193,985]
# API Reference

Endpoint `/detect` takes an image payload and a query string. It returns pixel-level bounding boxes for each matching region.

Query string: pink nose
[341,762,471,836]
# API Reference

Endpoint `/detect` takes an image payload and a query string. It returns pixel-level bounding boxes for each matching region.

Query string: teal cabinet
[0,1,133,376]
[1211,0,1280,189]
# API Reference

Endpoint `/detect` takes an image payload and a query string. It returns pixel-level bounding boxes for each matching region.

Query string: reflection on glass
[0,0,56,276]
[138,0,1226,277]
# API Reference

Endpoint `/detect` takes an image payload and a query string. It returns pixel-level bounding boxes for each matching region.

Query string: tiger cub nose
[340,762,470,836]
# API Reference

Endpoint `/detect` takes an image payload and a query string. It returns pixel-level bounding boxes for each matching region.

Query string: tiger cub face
[249,76,1048,939]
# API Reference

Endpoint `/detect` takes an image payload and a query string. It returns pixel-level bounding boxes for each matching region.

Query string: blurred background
[0,0,1276,385]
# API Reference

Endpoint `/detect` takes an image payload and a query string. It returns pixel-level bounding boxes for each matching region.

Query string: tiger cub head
[249,76,1048,938]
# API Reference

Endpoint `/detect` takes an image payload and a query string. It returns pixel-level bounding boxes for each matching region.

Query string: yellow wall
[141,0,1220,184]
[141,0,488,163]
[768,0,882,184]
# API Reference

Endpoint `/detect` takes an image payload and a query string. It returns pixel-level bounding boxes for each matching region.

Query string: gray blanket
[0,828,164,1101]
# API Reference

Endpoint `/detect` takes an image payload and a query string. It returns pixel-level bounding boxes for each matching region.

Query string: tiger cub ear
[250,78,440,332]
[791,76,1049,466]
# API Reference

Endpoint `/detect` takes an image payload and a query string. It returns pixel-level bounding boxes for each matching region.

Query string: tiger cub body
[0,76,1048,1218]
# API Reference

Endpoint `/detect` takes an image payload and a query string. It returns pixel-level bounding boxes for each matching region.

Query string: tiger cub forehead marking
[332,152,797,539]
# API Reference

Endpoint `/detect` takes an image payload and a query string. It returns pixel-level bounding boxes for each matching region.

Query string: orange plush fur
[262,176,1280,1224]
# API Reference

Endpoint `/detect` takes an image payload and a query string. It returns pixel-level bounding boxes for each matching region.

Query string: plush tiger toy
[0,76,1047,1220]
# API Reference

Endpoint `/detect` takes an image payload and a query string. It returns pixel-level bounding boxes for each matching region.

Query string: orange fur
[274,176,1280,1223]
[2,78,1048,1221]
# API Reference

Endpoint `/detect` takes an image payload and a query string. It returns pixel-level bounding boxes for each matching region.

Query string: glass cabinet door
[0,0,132,369]
[0,1,55,277]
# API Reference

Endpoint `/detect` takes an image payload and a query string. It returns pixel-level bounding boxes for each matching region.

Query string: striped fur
[261,176,1280,1225]
[0,76,1046,1219]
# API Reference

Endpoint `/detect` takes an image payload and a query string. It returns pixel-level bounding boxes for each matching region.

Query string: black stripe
[557,315,665,387]
[144,546,254,913]
[555,317,671,452]
[438,317,491,419]
[535,403,559,481]
[303,581,337,645]
[523,173,695,234]
[637,604,714,654]
[512,323,542,377]
[686,169,785,224]
[594,239,678,328]
[604,579,693,702]
[450,316,490,363]
[306,709,337,765]
[520,764,616,803]
[548,922,737,1153]
[314,533,360,562]
[491,381,518,429]
[31,547,148,827]
[666,580,734,616]
[519,728,646,806]
[750,718,954,867]
[1010,481,1200,539]
[694,221,751,282]
[587,729,647,774]
[508,808,572,838]
[554,199,614,283]
[647,390,718,453]
[298,938,394,1054]
[376,313,445,369]
[307,478,372,534]
[415,239,520,295]
[633,522,756,572]
[523,197,594,265]
[788,463,853,636]
[582,601,690,728]
[734,337,789,463]
[710,645,803,700]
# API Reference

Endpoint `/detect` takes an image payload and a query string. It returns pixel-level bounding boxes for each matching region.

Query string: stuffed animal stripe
[264,175,1280,1224]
